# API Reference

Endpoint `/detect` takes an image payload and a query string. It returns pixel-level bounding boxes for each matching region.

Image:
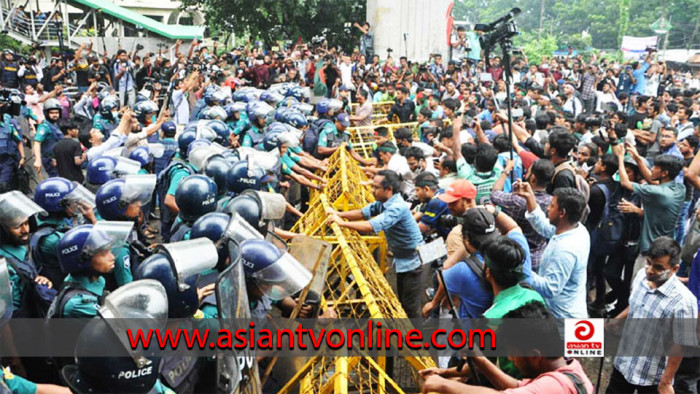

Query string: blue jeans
[676,200,692,244]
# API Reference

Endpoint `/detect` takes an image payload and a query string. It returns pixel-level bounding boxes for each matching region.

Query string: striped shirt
[613,270,698,386]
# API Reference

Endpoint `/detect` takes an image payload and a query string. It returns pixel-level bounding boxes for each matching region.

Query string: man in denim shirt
[515,184,590,318]
[327,170,424,317]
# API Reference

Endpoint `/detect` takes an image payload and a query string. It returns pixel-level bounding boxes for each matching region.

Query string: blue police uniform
[155,138,178,176]
[92,113,118,139]
[0,61,19,88]
[242,125,265,149]
[60,274,105,318]
[0,116,22,192]
[34,120,63,177]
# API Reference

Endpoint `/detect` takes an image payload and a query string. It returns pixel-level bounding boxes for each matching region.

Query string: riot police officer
[133,100,160,143]
[170,174,218,242]
[0,50,19,89]
[49,222,131,318]
[96,174,157,283]
[155,121,178,176]
[242,101,274,149]
[61,280,173,394]
[92,95,120,139]
[0,257,70,393]
[225,101,250,140]
[135,238,218,393]
[32,177,98,288]
[84,155,142,193]
[157,131,196,242]
[0,96,25,193]
[32,98,63,177]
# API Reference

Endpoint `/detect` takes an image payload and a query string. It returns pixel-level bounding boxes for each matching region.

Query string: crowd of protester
[0,19,696,393]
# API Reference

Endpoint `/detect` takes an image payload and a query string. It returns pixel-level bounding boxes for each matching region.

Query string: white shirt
[339,62,355,90]
[387,153,415,200]
[87,133,127,161]
[171,89,189,125]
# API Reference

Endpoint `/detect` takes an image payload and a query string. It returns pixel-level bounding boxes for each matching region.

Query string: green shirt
[483,284,545,319]
[456,157,503,205]
[35,217,69,271]
[241,125,264,148]
[633,181,686,253]
[0,245,27,310]
[166,163,195,196]
[318,123,353,150]
[62,274,105,318]
[483,285,545,379]
[112,246,133,288]
[1,366,37,393]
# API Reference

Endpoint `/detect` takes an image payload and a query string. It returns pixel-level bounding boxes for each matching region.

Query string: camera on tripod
[478,8,521,51]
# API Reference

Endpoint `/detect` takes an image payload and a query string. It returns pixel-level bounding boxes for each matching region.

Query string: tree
[180,0,366,50]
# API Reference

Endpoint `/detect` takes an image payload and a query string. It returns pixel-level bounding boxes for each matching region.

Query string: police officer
[0,96,25,193]
[242,101,274,149]
[0,191,54,317]
[32,98,63,177]
[134,100,160,143]
[170,174,218,242]
[0,257,70,393]
[96,175,157,285]
[316,113,368,166]
[135,238,218,393]
[157,131,196,242]
[92,95,120,139]
[60,280,174,394]
[17,55,41,88]
[0,50,19,89]
[49,222,130,318]
[155,121,178,176]
[194,88,228,121]
[204,119,231,146]
[303,98,339,156]
[84,155,142,193]
[200,106,227,122]
[187,145,230,201]
[32,177,98,288]
[224,101,249,144]
[218,161,267,211]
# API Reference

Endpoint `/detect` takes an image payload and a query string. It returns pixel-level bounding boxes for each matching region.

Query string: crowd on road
[0,19,696,393]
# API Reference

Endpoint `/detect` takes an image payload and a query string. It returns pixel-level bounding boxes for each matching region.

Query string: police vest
[0,122,16,157]
[22,67,38,85]
[169,221,191,243]
[29,226,68,288]
[154,139,177,176]
[95,114,117,137]
[3,253,56,318]
[0,62,18,87]
[324,128,350,148]
[158,321,202,392]
[39,121,63,158]
[246,126,265,148]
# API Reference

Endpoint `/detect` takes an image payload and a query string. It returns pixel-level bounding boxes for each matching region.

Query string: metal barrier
[347,122,419,160]
[282,148,436,393]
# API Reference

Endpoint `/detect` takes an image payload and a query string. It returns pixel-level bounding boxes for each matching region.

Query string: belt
[392,247,418,259]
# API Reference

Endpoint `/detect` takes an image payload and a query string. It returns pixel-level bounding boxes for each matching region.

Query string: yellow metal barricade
[347,122,419,160]
[283,148,436,393]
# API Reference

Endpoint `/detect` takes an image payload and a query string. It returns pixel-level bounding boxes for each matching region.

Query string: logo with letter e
[564,319,604,357]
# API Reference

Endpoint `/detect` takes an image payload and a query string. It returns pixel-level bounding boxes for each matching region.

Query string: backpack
[5,256,56,318]
[553,161,590,221]
[591,182,625,255]
[303,118,332,157]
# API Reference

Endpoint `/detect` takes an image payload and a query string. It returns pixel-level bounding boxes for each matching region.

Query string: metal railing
[0,6,86,44]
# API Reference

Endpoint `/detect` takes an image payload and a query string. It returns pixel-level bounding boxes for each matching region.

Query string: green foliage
[453,0,698,50]
[0,35,30,55]
[518,33,557,64]
[180,0,365,50]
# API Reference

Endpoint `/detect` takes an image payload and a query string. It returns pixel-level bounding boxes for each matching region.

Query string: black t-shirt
[547,167,576,194]
[627,110,649,155]
[53,138,84,183]
[88,65,110,84]
[324,65,339,87]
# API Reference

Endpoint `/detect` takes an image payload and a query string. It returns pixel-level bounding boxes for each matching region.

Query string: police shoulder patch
[123,255,131,269]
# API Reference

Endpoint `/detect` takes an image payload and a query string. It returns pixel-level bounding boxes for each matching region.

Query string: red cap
[438,179,477,203]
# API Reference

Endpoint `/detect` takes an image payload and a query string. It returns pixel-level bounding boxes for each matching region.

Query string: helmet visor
[121,175,157,206]
[223,213,264,244]
[196,125,217,142]
[247,150,280,172]
[99,279,168,366]
[113,156,142,176]
[147,143,165,159]
[64,183,96,211]
[0,191,47,228]
[243,190,286,221]
[328,99,344,112]
[189,146,217,172]
[250,253,312,301]
[159,238,218,291]
[0,258,13,325]
[82,220,133,258]
[292,102,314,115]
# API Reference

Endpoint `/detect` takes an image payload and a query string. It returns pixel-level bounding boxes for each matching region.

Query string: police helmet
[128,146,151,167]
[96,176,157,221]
[43,98,62,120]
[204,156,231,194]
[246,101,274,120]
[34,177,75,213]
[190,212,231,271]
[285,111,308,128]
[133,100,159,125]
[226,160,266,195]
[240,239,312,301]
[177,130,197,156]
[99,96,120,120]
[175,175,218,223]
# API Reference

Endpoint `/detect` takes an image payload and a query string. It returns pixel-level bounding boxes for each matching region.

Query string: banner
[621,35,658,59]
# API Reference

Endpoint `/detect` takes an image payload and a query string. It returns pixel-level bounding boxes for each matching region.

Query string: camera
[136,43,145,51]
[479,8,521,52]
[645,46,657,53]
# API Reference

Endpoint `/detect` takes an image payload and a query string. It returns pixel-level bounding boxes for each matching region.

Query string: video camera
[0,88,23,116]
[478,8,521,52]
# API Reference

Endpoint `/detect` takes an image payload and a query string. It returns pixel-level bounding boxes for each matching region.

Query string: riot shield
[216,250,262,394]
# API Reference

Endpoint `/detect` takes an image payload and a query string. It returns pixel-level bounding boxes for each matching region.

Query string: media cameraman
[113,49,136,107]
[17,56,42,88]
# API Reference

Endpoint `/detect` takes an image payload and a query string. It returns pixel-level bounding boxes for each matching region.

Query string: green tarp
[71,0,204,40]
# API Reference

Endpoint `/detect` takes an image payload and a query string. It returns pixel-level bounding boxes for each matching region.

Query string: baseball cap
[339,85,350,92]
[438,179,477,203]
[336,113,350,127]
[463,207,499,247]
